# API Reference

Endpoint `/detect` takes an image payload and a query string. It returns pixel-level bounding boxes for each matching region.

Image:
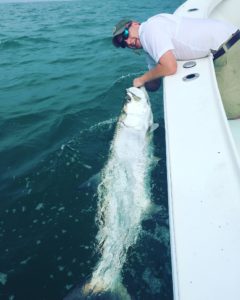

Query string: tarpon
[64,86,158,300]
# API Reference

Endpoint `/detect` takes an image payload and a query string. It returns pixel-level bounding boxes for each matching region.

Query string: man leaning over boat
[112,13,240,120]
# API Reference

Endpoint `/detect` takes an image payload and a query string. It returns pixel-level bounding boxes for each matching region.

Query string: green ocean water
[0,0,183,299]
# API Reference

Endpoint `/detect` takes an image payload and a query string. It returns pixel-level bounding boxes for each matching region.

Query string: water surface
[0,0,183,299]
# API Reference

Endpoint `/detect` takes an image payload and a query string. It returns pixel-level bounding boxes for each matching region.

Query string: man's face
[124,22,142,49]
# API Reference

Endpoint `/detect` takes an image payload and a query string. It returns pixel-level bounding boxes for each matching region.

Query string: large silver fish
[64,87,158,300]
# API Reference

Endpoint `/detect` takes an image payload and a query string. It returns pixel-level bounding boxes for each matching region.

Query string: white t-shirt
[139,13,237,69]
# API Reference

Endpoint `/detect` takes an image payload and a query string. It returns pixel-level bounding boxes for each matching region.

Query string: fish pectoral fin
[148,123,159,133]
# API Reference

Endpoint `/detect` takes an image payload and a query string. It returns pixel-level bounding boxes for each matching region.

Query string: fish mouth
[126,90,141,102]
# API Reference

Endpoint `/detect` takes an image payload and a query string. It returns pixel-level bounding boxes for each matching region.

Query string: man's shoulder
[140,13,178,37]
[143,13,180,30]
[147,13,180,22]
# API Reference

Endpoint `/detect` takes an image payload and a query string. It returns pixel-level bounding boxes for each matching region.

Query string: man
[112,14,240,119]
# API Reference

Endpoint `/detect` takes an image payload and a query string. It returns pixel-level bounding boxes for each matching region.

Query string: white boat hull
[164,1,240,299]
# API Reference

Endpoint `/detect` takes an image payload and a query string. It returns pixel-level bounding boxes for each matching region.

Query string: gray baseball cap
[112,19,131,37]
[112,19,131,48]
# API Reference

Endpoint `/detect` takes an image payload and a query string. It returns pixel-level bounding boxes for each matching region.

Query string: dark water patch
[17,59,37,66]
[0,36,56,51]
[61,21,92,30]
[0,193,99,299]
[0,38,22,50]
[2,111,51,137]
[123,213,172,300]
[87,36,113,48]
[26,93,56,105]
[36,25,55,33]
[17,35,57,44]
[64,84,83,92]
[49,57,83,65]
[1,74,49,91]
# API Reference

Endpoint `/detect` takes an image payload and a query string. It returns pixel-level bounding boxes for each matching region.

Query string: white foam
[58,266,65,271]
[20,257,31,265]
[88,117,117,133]
[35,203,44,210]
[65,284,73,290]
[0,272,7,285]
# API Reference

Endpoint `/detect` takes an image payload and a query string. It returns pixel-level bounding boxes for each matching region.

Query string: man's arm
[133,50,177,88]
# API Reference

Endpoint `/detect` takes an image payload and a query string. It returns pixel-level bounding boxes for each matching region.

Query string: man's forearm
[133,51,177,88]
[142,63,176,82]
[133,64,177,87]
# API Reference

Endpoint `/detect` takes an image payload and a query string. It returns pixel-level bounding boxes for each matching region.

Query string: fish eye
[127,91,141,101]
[125,94,131,102]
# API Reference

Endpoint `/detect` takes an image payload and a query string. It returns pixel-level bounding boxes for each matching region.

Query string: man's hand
[133,77,145,88]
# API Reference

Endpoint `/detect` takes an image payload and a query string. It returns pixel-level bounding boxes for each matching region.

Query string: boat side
[164,1,240,299]
[174,0,222,18]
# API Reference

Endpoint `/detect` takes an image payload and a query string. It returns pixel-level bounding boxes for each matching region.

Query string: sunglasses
[122,27,129,40]
[113,23,132,48]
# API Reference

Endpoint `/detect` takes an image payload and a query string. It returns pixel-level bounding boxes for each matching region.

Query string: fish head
[120,86,153,130]
[125,86,149,106]
[123,87,150,114]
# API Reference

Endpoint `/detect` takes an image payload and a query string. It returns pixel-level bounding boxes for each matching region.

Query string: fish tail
[64,280,131,300]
